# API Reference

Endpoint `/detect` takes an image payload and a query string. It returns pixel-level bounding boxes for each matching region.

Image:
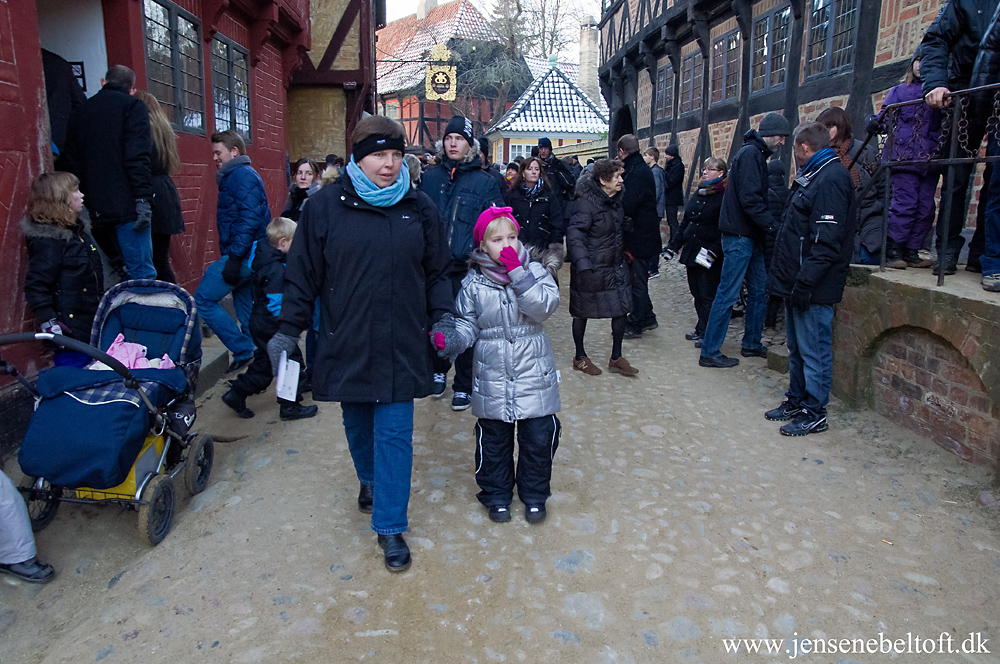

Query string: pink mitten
[498,246,522,273]
[430,331,445,350]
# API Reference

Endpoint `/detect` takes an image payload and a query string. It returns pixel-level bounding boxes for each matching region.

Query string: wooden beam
[318,0,363,72]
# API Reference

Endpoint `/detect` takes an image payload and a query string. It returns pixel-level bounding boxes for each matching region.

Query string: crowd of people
[6,3,1000,579]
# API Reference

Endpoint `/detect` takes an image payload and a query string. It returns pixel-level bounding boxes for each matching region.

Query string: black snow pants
[475,415,561,506]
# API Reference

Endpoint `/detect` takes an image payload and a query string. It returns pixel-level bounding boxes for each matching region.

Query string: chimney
[417,0,438,20]
[578,18,600,105]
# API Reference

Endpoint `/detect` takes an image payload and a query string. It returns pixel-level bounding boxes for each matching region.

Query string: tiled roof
[489,63,609,135]
[376,0,498,94]
[524,56,578,84]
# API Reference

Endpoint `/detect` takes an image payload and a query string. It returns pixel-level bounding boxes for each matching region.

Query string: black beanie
[444,115,474,144]
[478,136,491,156]
[665,145,680,158]
[538,137,553,149]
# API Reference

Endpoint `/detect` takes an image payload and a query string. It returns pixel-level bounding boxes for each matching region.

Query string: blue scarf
[798,147,837,177]
[346,157,410,207]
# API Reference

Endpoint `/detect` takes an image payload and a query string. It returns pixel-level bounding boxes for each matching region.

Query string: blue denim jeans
[341,401,415,535]
[785,304,834,417]
[194,256,254,361]
[114,222,156,279]
[700,234,767,359]
[982,135,1000,276]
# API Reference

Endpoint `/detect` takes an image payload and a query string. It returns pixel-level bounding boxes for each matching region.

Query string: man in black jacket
[699,113,789,368]
[537,137,577,215]
[63,65,155,280]
[920,0,999,274]
[662,145,685,253]
[766,122,856,436]
[422,116,504,410]
[617,134,661,337]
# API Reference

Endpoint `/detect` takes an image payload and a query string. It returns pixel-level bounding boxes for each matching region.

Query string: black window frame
[679,51,704,116]
[805,0,858,79]
[654,63,673,120]
[711,29,741,105]
[211,34,252,143]
[141,0,206,134]
[751,5,792,95]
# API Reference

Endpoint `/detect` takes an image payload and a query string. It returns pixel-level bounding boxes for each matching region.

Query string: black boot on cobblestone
[358,484,373,514]
[279,401,318,421]
[377,534,411,573]
[222,388,254,419]
[779,411,828,436]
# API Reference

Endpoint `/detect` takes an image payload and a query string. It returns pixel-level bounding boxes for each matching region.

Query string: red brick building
[0,0,309,447]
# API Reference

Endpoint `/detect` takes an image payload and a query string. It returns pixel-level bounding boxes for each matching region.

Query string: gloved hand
[789,284,812,311]
[864,113,884,136]
[498,246,522,273]
[267,332,298,376]
[222,256,243,286]
[430,314,463,362]
[134,198,152,232]
[40,318,69,335]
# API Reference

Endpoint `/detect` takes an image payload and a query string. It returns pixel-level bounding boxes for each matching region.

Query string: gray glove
[134,198,152,232]
[267,332,298,376]
[430,314,463,363]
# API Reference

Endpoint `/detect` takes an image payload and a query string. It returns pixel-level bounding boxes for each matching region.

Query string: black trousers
[431,271,473,393]
[626,255,657,332]
[231,325,304,402]
[152,233,176,283]
[475,415,561,506]
[686,261,722,337]
[664,205,679,248]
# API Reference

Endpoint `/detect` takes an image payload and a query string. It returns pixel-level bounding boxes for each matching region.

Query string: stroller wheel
[20,478,59,533]
[184,434,214,495]
[138,474,175,546]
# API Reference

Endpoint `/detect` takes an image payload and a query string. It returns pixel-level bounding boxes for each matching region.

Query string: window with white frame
[212,36,251,140]
[711,30,740,104]
[142,0,205,132]
[509,143,532,161]
[751,6,791,94]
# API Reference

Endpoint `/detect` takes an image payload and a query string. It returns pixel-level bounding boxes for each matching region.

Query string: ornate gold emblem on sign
[425,43,456,101]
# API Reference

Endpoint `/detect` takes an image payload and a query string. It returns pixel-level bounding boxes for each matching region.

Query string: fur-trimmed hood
[20,215,88,241]
[575,172,621,208]
[435,139,480,165]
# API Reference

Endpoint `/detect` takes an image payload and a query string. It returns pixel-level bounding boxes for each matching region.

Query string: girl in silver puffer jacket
[453,206,561,525]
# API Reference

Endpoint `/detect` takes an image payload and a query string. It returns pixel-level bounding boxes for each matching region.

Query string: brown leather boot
[608,356,638,376]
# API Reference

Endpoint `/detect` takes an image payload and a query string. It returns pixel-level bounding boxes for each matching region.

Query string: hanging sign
[425,43,456,101]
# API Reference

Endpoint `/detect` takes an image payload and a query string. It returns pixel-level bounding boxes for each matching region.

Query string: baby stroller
[0,280,213,545]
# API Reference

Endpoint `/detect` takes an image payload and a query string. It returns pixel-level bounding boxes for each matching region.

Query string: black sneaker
[623,329,643,340]
[649,270,660,278]
[780,411,829,436]
[699,354,739,368]
[525,504,546,523]
[279,402,319,421]
[226,356,253,373]
[451,392,471,411]
[685,331,702,341]
[932,253,958,275]
[488,505,512,522]
[641,322,659,332]
[432,373,446,397]
[222,388,254,418]
[741,347,768,359]
[765,400,804,421]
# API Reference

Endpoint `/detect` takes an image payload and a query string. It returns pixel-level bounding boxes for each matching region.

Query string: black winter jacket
[621,151,662,258]
[766,160,790,267]
[920,0,999,95]
[63,83,153,228]
[21,216,104,341]
[719,130,774,244]
[670,182,725,268]
[969,4,1000,101]
[768,155,857,305]
[542,155,577,204]
[503,181,565,247]
[566,175,632,319]
[663,157,686,207]
[150,142,184,236]
[421,154,504,268]
[42,49,86,157]
[277,173,454,403]
[249,242,287,342]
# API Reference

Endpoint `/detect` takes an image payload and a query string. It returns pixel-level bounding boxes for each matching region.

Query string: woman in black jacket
[667,157,727,345]
[269,116,455,574]
[282,158,322,221]
[22,172,104,365]
[135,91,184,283]
[566,159,636,377]
[503,156,565,276]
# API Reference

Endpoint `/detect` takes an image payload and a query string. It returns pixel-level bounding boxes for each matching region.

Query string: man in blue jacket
[196,130,270,373]
[421,116,504,410]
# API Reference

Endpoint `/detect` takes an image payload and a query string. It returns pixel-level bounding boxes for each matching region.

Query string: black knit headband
[352,134,406,163]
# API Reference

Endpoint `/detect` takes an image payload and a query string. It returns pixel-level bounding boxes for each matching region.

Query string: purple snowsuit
[882,81,943,250]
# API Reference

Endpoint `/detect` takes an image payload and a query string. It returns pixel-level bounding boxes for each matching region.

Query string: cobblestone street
[2,261,999,664]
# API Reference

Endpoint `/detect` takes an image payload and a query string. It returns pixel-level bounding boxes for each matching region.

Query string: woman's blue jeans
[341,401,414,535]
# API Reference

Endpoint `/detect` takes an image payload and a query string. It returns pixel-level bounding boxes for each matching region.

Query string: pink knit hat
[474,205,520,245]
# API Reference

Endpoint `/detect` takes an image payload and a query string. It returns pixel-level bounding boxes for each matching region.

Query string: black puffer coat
[621,151,662,258]
[669,181,725,268]
[566,175,632,319]
[277,172,454,403]
[920,0,999,95]
[719,130,773,244]
[769,154,857,305]
[21,216,104,341]
[503,181,565,247]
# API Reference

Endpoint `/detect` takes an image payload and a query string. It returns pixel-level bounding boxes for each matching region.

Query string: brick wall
[873,328,1000,467]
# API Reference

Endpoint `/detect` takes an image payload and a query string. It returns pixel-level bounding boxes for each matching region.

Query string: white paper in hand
[275,351,300,402]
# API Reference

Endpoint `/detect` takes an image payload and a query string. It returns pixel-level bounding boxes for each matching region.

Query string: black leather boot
[357,484,373,514]
[279,401,318,421]
[222,388,254,418]
[377,534,411,572]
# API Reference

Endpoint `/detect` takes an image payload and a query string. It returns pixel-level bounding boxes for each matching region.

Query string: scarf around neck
[469,242,530,285]
[346,157,410,207]
[697,175,726,195]
[522,179,542,197]
[832,143,863,189]
[799,147,838,178]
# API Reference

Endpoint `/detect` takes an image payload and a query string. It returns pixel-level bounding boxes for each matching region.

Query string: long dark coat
[566,175,631,319]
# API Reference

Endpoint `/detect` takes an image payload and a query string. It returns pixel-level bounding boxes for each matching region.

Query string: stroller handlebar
[0,333,137,386]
